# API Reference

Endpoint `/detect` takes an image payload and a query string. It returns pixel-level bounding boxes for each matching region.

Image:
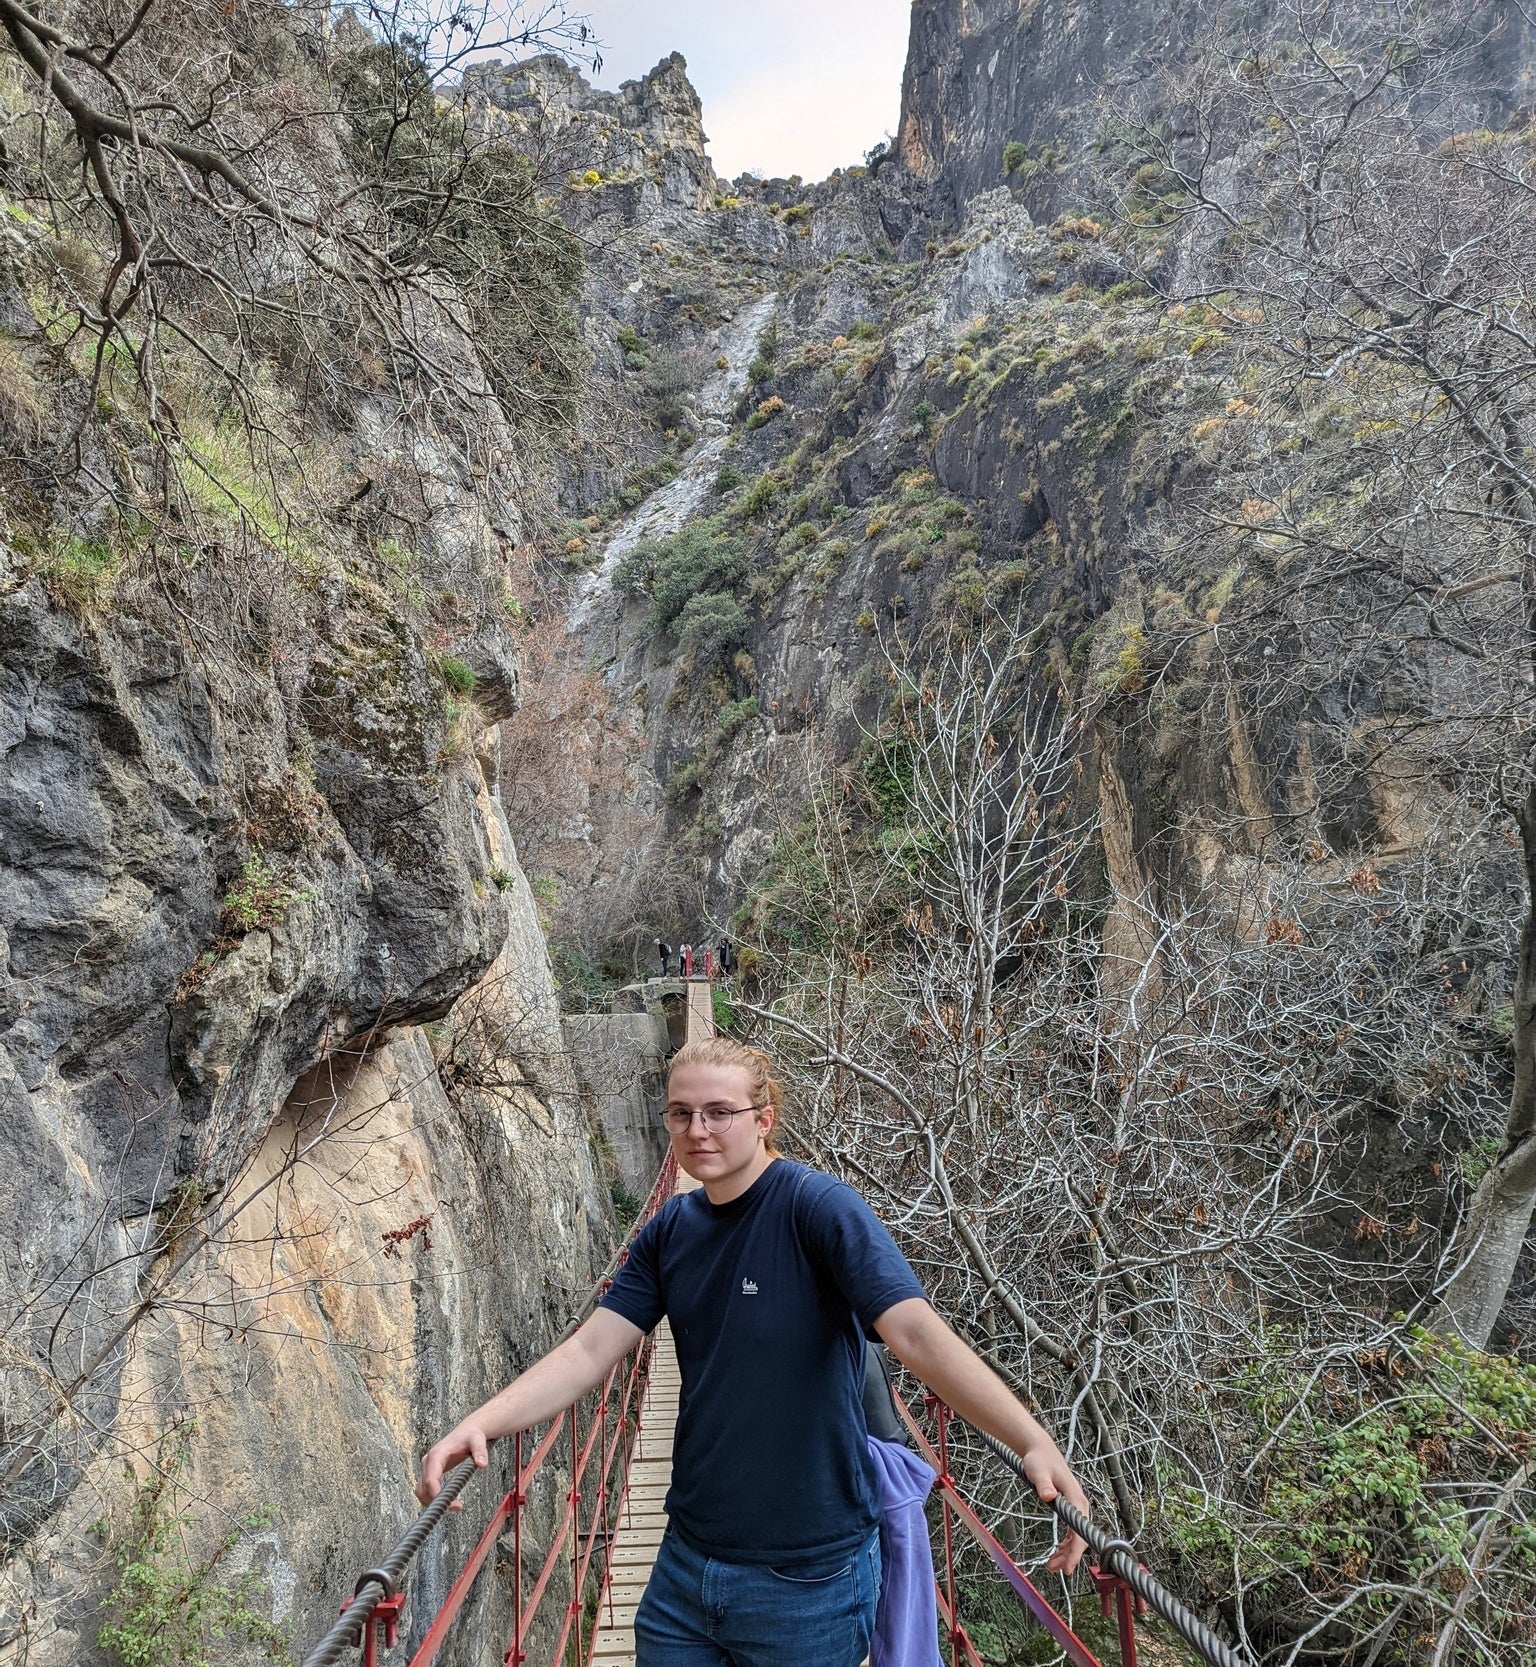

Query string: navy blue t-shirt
[598,1159,928,1567]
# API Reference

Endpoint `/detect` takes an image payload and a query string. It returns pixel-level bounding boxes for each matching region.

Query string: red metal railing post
[1091,1561,1145,1667]
[1114,1579,1140,1667]
[568,1404,581,1664]
[594,1366,611,1659]
[506,1432,525,1667]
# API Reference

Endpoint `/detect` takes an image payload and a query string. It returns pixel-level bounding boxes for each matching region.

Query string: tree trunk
[1434,781,1536,1346]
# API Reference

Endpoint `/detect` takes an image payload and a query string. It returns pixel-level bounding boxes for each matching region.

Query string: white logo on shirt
[741,1278,759,1296]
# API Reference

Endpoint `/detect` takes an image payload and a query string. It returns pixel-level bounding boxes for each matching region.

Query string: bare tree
[1104,0,1536,1347]
[736,609,1533,1663]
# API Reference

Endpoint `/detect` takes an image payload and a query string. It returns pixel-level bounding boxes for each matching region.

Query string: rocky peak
[463,50,718,210]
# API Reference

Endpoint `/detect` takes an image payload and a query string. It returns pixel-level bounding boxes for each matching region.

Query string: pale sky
[570,1,912,182]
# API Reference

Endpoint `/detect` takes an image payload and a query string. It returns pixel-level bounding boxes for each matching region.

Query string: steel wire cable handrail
[300,1458,477,1667]
[966,1424,1255,1667]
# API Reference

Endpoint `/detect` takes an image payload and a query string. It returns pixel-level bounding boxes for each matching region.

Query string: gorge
[3,3,1536,1665]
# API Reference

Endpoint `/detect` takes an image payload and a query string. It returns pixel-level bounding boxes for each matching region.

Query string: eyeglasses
[660,1103,766,1134]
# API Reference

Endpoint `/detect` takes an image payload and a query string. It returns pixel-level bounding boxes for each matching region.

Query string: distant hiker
[717,938,734,977]
[418,1036,1089,1667]
[656,939,672,977]
[682,943,694,978]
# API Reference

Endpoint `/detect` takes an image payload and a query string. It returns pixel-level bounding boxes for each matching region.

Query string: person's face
[664,1063,774,1191]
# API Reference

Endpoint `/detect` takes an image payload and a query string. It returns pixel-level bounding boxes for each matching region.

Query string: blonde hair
[668,1037,786,1155]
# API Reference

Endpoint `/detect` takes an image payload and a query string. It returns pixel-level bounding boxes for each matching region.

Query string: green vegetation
[663,754,707,803]
[641,348,693,431]
[610,1179,642,1229]
[551,940,621,1009]
[746,395,785,430]
[1003,138,1066,180]
[1163,1329,1536,1637]
[617,522,747,628]
[32,533,123,612]
[741,470,783,517]
[97,1426,290,1667]
[528,873,559,931]
[675,591,749,660]
[436,655,476,694]
[614,521,754,670]
[714,695,760,743]
[746,325,778,387]
[220,855,301,938]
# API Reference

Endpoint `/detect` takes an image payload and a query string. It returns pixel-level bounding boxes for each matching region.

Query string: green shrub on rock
[1161,1329,1536,1652]
[97,1425,290,1667]
[646,526,747,631]
[675,591,748,661]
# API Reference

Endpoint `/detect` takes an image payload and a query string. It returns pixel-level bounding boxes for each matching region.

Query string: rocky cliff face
[513,7,1533,942]
[0,16,619,1659]
[1,557,612,1666]
[896,0,1536,227]
[466,51,719,212]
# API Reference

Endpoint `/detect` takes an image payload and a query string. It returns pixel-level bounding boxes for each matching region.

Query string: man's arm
[874,1298,1092,1575]
[416,1307,645,1507]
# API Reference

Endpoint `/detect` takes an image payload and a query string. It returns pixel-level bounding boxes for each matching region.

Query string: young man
[417,1038,1090,1666]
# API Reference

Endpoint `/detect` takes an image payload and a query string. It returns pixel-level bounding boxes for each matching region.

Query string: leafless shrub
[736,608,1533,1662]
[1101,0,1536,1350]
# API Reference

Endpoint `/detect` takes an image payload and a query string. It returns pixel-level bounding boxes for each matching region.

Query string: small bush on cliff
[220,855,301,939]
[615,524,750,652]
[98,1426,290,1667]
[740,471,783,517]
[746,395,785,430]
[746,325,778,388]
[650,528,747,631]
[675,592,749,662]
[1002,141,1028,175]
[436,655,476,694]
[715,696,760,742]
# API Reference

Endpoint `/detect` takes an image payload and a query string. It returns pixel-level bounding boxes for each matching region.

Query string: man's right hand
[416,1421,493,1509]
[412,1310,645,1511]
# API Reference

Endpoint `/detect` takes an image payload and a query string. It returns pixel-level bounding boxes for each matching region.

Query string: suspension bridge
[300,979,1250,1667]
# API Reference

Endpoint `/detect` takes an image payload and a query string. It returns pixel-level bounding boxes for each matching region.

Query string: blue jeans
[634,1526,881,1667]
